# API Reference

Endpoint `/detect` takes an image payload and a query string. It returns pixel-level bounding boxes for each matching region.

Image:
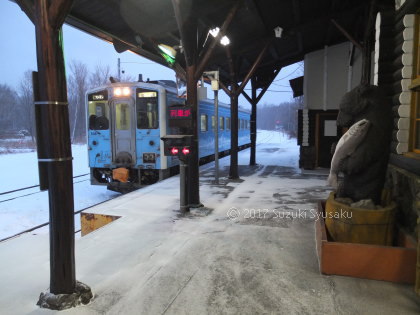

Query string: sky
[0,1,303,108]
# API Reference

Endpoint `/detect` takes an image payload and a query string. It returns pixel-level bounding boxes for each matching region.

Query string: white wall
[304,42,363,110]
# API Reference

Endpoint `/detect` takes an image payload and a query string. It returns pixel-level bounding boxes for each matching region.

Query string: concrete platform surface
[0,131,419,314]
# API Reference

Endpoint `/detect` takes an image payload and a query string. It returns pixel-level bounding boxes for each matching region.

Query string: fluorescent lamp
[158,44,177,59]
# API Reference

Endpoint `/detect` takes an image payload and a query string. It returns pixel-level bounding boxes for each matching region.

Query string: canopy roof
[20,0,395,88]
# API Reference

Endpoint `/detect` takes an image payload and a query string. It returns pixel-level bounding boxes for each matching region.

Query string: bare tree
[0,84,18,133]
[68,60,89,143]
[89,63,111,88]
[18,70,36,143]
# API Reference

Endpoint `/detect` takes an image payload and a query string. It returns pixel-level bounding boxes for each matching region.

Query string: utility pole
[118,58,121,81]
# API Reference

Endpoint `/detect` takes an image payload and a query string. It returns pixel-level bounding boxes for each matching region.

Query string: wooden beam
[195,0,242,80]
[49,0,74,29]
[241,90,252,104]
[331,19,363,51]
[237,39,271,95]
[15,0,35,24]
[171,0,198,66]
[256,67,281,103]
[219,80,231,96]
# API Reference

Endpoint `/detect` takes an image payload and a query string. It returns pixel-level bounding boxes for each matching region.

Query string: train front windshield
[136,89,158,129]
[88,90,109,130]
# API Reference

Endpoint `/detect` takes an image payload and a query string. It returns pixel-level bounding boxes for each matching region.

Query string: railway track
[0,131,284,242]
[0,173,90,203]
[0,196,119,243]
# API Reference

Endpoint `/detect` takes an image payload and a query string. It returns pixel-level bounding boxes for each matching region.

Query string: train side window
[136,89,158,129]
[220,117,225,130]
[226,117,231,130]
[211,116,216,131]
[116,103,130,130]
[88,101,109,130]
[201,114,208,132]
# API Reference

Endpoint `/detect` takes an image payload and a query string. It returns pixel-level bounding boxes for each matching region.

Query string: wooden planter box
[316,201,417,284]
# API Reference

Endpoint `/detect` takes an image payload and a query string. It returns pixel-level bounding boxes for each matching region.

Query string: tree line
[257,96,303,137]
[0,60,303,144]
[0,61,133,144]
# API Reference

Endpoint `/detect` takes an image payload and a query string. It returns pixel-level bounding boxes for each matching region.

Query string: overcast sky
[0,1,302,108]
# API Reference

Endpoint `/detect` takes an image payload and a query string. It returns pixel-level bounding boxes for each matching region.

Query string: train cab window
[226,118,231,130]
[201,114,208,132]
[115,103,130,130]
[136,89,158,129]
[88,101,109,130]
[211,116,216,130]
[220,117,225,130]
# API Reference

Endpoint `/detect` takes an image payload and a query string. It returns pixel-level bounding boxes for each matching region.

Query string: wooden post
[171,0,201,206]
[361,0,377,85]
[172,0,240,205]
[33,0,75,294]
[250,77,257,165]
[226,48,239,179]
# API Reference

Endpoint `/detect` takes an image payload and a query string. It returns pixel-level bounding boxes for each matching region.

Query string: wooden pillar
[226,48,239,179]
[172,0,240,205]
[33,0,75,294]
[250,77,257,165]
[361,0,377,85]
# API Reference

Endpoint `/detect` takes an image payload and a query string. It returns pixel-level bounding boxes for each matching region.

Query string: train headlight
[122,87,130,96]
[114,87,122,96]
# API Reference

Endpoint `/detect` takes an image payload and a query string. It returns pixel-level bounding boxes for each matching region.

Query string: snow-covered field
[0,130,298,240]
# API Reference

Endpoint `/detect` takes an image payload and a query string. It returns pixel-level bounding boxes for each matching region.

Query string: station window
[115,103,130,130]
[211,116,216,130]
[136,89,158,129]
[220,117,225,130]
[410,15,420,153]
[201,114,208,132]
[226,117,231,130]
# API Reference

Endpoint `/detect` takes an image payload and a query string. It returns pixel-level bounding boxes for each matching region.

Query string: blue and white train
[86,79,250,192]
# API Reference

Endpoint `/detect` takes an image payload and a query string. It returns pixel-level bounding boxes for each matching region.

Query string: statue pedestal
[316,200,416,284]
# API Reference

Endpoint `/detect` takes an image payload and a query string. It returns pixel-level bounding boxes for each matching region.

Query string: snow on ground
[0,130,294,240]
[0,129,417,315]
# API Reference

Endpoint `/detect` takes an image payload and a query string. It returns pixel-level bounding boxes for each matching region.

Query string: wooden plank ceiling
[31,0,395,87]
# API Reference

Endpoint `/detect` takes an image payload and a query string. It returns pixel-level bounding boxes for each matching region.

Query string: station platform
[0,132,419,314]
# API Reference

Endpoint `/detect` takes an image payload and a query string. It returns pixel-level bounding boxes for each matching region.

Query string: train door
[110,99,136,164]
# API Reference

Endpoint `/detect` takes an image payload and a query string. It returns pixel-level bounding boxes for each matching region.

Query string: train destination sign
[168,105,193,129]
[169,108,191,118]
[138,91,157,98]
[88,90,108,101]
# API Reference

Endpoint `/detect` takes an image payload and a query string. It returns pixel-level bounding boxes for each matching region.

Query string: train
[86,79,251,192]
